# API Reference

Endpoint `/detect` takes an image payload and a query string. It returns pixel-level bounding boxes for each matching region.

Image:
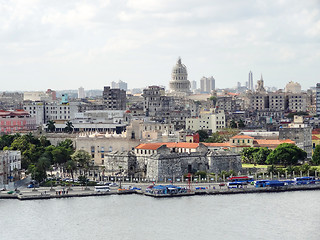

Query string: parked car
[109,182,118,187]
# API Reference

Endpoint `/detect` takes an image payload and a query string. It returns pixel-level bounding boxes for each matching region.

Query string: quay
[1,184,320,200]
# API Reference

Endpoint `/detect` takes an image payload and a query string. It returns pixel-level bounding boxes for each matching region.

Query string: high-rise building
[200,76,215,93]
[191,80,197,91]
[103,86,126,110]
[316,83,320,115]
[78,87,85,99]
[111,80,128,91]
[248,71,253,91]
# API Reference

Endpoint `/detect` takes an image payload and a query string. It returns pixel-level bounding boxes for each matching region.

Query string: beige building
[75,132,140,166]
[186,109,225,132]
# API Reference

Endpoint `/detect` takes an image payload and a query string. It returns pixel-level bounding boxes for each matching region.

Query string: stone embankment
[1,184,320,200]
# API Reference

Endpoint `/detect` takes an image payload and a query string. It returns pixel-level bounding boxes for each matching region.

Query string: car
[109,182,118,187]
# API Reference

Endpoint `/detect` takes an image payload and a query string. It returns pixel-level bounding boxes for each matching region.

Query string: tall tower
[78,87,85,99]
[169,57,191,95]
[248,71,253,91]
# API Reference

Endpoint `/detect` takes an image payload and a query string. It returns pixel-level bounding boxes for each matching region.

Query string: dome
[169,57,191,94]
[171,57,188,81]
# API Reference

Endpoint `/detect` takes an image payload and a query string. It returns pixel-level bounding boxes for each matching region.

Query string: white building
[24,101,80,125]
[186,109,226,133]
[78,87,85,99]
[0,151,21,185]
[200,76,215,93]
[24,91,54,101]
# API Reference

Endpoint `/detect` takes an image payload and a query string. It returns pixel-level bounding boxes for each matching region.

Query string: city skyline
[1,0,319,91]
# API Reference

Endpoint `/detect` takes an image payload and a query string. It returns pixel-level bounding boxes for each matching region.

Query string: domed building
[169,57,191,95]
[285,81,301,93]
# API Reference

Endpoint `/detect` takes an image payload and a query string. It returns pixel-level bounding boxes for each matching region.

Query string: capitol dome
[169,57,191,95]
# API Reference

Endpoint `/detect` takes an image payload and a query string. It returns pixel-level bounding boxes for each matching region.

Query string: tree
[312,145,320,165]
[238,119,245,129]
[66,159,77,182]
[71,150,91,171]
[252,147,272,165]
[46,120,56,132]
[205,132,225,143]
[196,130,209,142]
[241,147,259,164]
[209,96,217,106]
[64,121,74,133]
[230,120,237,128]
[266,143,307,166]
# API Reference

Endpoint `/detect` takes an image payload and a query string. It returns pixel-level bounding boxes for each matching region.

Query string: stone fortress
[104,142,241,181]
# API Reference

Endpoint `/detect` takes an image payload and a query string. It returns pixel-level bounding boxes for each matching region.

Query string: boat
[144,185,195,197]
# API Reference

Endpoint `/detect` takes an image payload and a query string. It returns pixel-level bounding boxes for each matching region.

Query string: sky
[1,0,320,92]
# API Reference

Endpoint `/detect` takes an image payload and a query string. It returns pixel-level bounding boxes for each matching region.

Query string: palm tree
[46,120,56,132]
[66,160,77,182]
[64,121,74,133]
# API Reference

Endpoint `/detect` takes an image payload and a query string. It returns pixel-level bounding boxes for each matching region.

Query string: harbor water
[1,191,319,240]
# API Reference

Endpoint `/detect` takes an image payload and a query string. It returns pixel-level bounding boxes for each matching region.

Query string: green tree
[209,96,217,106]
[71,150,91,172]
[46,120,56,132]
[241,147,259,164]
[230,120,237,128]
[252,147,272,165]
[52,147,71,165]
[205,132,225,143]
[66,159,77,182]
[266,143,307,166]
[312,145,320,165]
[238,119,245,128]
[64,121,74,133]
[196,130,209,142]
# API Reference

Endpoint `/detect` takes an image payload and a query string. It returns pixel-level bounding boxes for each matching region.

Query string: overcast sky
[1,0,320,91]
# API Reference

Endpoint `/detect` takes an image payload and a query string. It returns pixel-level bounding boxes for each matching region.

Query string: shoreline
[1,184,320,200]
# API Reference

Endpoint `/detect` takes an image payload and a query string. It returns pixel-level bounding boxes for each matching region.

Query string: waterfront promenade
[2,182,320,200]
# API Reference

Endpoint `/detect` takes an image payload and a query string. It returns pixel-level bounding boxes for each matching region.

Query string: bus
[94,186,110,192]
[227,182,247,188]
[294,177,315,185]
[227,176,254,183]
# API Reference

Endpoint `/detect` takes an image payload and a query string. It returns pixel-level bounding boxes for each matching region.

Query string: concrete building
[316,83,320,115]
[169,57,191,95]
[102,86,126,110]
[186,109,225,133]
[75,132,140,166]
[285,81,301,93]
[191,80,197,91]
[0,151,21,186]
[24,101,79,125]
[24,91,55,102]
[200,76,215,93]
[279,116,312,159]
[126,120,177,143]
[268,92,286,111]
[78,87,85,99]
[142,86,168,117]
[111,80,128,91]
[204,135,295,153]
[0,110,36,134]
[287,93,307,112]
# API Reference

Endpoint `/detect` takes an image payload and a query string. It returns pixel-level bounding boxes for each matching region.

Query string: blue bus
[294,177,315,185]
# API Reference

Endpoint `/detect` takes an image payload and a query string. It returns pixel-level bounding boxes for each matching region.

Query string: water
[1,191,320,240]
